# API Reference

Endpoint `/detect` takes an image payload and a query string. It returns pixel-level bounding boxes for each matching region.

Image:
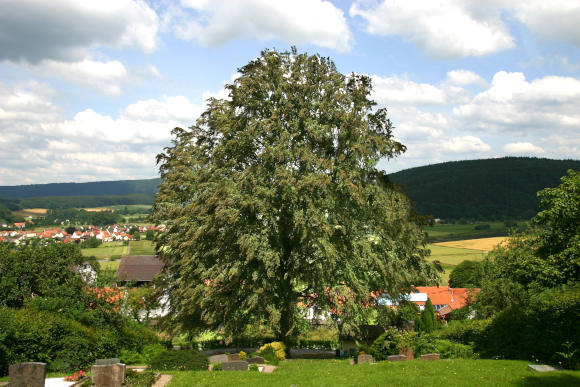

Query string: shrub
[239,351,247,360]
[258,347,279,365]
[370,328,411,361]
[449,260,483,288]
[249,363,259,372]
[148,350,208,371]
[258,342,286,360]
[212,363,222,371]
[435,339,474,359]
[125,369,158,387]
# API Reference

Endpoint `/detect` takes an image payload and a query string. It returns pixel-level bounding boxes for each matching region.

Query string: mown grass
[166,359,580,387]
[426,244,488,285]
[129,240,155,255]
[99,260,120,271]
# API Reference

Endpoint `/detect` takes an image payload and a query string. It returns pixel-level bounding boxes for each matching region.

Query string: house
[376,286,479,319]
[116,255,164,285]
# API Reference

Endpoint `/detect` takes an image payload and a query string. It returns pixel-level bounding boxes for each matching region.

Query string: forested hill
[0,178,160,199]
[389,157,580,220]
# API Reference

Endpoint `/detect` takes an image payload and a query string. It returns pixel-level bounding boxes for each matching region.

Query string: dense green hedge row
[0,306,159,375]
[192,337,340,351]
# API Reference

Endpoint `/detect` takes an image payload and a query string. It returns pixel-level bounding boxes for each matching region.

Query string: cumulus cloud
[503,142,545,155]
[171,0,352,52]
[453,71,580,134]
[446,70,487,87]
[445,136,491,153]
[350,0,514,58]
[371,75,447,106]
[0,0,159,63]
[0,82,204,185]
[510,1,580,47]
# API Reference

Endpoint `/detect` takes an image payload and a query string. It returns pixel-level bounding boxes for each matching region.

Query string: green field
[99,260,121,271]
[129,240,156,255]
[166,359,580,387]
[427,244,488,285]
[81,241,128,259]
[425,221,521,242]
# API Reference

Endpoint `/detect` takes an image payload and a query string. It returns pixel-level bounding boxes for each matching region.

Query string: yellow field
[12,208,48,217]
[82,207,115,212]
[434,237,507,251]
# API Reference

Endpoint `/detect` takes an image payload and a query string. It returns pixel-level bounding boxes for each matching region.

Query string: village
[0,223,164,245]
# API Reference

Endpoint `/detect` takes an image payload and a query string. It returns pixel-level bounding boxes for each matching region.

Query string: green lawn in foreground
[166,359,580,387]
[129,240,156,255]
[81,242,128,258]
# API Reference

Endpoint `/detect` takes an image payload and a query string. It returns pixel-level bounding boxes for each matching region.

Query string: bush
[370,328,411,361]
[258,342,286,361]
[258,347,279,365]
[239,350,247,360]
[249,363,259,372]
[449,260,483,288]
[474,224,491,230]
[434,339,474,359]
[148,349,208,371]
[125,369,158,387]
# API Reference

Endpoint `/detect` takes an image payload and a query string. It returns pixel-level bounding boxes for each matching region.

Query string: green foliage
[449,260,483,288]
[121,344,166,365]
[148,350,208,371]
[474,224,491,230]
[257,347,280,366]
[125,369,158,387]
[389,157,580,220]
[370,328,410,361]
[258,342,286,362]
[83,237,102,248]
[152,48,436,343]
[418,299,437,333]
[211,362,222,371]
[0,243,88,308]
[145,229,155,241]
[249,363,259,372]
[36,208,121,227]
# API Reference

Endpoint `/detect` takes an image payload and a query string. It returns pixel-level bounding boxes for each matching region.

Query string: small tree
[418,299,437,333]
[132,231,140,241]
[145,229,155,241]
[448,260,482,288]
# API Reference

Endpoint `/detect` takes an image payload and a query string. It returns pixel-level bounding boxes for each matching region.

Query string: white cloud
[0,81,206,184]
[0,0,159,63]
[444,136,491,153]
[371,75,447,106]
[511,1,580,47]
[446,70,487,87]
[350,0,514,58]
[503,142,545,155]
[453,71,580,134]
[172,0,352,52]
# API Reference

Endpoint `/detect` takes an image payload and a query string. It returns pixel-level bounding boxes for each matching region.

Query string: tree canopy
[152,49,436,343]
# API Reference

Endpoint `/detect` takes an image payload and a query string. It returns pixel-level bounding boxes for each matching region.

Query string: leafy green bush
[249,363,259,372]
[449,260,483,288]
[212,363,222,371]
[370,328,411,361]
[258,347,280,365]
[148,350,208,371]
[258,342,286,360]
[434,339,474,359]
[125,368,158,387]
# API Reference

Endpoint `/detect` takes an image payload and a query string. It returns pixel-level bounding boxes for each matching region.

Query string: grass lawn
[129,240,155,255]
[166,359,580,387]
[81,242,128,258]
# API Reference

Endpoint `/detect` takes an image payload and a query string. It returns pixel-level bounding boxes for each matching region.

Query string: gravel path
[152,374,172,387]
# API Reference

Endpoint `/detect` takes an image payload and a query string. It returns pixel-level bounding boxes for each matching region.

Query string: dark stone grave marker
[92,363,126,387]
[247,356,265,364]
[357,354,375,364]
[421,353,440,361]
[222,361,249,371]
[388,354,407,362]
[9,362,46,387]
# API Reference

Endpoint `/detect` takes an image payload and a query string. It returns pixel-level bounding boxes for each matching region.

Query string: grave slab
[9,362,46,387]
[528,364,561,372]
[421,353,440,361]
[388,355,407,362]
[247,356,265,364]
[222,361,249,371]
[95,358,121,365]
[209,354,229,364]
[227,353,240,362]
[91,363,125,387]
[357,354,375,364]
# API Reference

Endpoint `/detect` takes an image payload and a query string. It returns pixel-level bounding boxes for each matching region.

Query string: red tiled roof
[414,286,479,310]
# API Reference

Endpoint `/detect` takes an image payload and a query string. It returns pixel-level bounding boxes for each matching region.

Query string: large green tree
[152,49,436,343]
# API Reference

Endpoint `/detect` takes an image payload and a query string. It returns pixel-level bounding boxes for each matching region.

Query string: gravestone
[528,364,561,372]
[95,358,121,365]
[247,356,265,364]
[222,361,249,371]
[421,353,440,361]
[387,354,407,362]
[400,347,414,360]
[209,354,229,364]
[91,363,126,387]
[8,362,46,387]
[227,353,240,362]
[357,354,375,364]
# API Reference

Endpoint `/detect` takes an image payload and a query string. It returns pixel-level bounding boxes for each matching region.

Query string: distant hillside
[389,157,580,220]
[0,178,160,199]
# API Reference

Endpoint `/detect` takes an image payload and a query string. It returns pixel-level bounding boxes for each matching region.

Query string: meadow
[81,241,128,259]
[166,359,580,387]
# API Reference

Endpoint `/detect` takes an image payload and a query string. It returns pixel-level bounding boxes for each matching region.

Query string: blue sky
[1,0,579,185]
